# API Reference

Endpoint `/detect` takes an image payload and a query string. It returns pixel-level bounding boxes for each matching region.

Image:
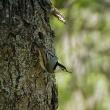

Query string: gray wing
[45,49,58,72]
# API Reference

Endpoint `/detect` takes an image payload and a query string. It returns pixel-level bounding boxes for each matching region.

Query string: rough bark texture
[0,0,58,110]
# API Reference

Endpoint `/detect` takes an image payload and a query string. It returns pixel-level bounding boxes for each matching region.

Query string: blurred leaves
[51,0,110,110]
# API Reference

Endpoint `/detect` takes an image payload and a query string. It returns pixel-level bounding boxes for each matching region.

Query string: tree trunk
[0,0,58,110]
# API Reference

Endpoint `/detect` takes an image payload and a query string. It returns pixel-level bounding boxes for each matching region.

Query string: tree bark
[0,0,58,110]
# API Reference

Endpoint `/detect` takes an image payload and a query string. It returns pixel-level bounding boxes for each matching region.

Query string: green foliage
[52,0,110,110]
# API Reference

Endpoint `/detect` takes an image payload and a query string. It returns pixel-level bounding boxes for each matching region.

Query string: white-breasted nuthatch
[37,46,70,73]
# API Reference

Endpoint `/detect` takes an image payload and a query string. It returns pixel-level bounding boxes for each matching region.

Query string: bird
[37,46,71,73]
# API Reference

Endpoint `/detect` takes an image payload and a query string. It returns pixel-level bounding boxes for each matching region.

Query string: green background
[51,0,110,110]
